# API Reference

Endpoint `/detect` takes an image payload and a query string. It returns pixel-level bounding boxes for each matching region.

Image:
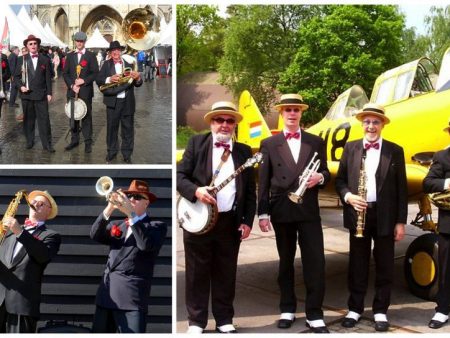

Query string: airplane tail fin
[238,90,272,150]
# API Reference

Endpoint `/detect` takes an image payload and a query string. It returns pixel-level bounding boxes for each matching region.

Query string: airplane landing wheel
[404,233,439,301]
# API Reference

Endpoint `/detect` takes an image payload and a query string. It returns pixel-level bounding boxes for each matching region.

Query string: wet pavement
[0,76,172,164]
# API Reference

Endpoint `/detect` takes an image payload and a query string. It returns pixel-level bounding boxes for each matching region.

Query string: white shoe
[186,325,203,334]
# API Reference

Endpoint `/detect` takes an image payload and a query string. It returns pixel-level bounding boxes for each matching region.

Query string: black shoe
[46,147,56,153]
[215,327,237,333]
[85,144,92,153]
[429,319,448,329]
[306,322,329,333]
[106,154,117,163]
[374,321,389,332]
[277,318,295,329]
[341,317,358,328]
[26,142,34,149]
[124,157,132,164]
[65,142,79,151]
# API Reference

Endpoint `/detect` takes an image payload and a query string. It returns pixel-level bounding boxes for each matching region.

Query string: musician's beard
[215,133,231,143]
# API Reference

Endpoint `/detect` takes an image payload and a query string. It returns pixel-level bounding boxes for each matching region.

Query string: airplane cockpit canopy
[324,85,368,120]
[370,58,438,106]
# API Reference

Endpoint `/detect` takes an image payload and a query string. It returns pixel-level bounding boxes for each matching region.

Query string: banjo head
[177,196,216,234]
[65,98,87,120]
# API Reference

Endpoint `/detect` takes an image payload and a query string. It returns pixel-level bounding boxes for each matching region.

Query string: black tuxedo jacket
[90,213,167,312]
[0,225,61,317]
[62,50,99,100]
[177,133,256,228]
[96,58,143,111]
[423,148,450,234]
[7,52,17,75]
[13,54,52,101]
[1,54,11,93]
[258,131,330,223]
[335,139,408,236]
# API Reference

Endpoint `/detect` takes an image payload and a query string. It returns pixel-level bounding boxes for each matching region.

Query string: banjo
[64,64,87,121]
[177,152,263,235]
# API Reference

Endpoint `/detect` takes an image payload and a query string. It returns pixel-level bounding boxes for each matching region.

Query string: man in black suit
[91,179,167,333]
[335,103,407,332]
[0,190,61,333]
[7,46,19,108]
[177,101,256,333]
[13,35,54,152]
[96,41,143,164]
[63,31,99,153]
[258,94,330,333]
[424,119,450,329]
[0,52,11,155]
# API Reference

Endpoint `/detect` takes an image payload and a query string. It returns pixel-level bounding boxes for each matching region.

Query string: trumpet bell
[96,176,114,196]
[122,7,160,51]
[288,192,303,204]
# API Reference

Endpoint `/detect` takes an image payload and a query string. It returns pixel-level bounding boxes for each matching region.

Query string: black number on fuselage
[330,122,351,161]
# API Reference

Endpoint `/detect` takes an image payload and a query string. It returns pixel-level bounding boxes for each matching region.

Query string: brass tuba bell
[122,6,160,51]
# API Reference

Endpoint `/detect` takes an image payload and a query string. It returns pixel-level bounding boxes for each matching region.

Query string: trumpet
[95,176,123,207]
[288,152,321,204]
[22,55,30,92]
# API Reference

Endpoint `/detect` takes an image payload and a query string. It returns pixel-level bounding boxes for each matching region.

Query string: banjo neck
[211,163,247,195]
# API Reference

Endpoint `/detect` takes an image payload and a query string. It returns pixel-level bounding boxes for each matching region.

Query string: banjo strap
[70,98,75,131]
[209,148,231,188]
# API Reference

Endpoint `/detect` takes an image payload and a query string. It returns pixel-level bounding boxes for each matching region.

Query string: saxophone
[0,190,31,245]
[355,151,367,238]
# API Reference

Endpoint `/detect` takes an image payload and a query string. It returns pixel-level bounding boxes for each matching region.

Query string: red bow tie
[31,54,38,58]
[114,60,122,65]
[24,218,38,228]
[285,132,300,140]
[364,142,380,150]
[214,142,230,150]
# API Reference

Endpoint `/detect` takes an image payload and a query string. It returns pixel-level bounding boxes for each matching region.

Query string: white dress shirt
[212,134,235,212]
[77,48,86,63]
[363,138,382,202]
[284,128,301,163]
[31,53,38,70]
[105,59,126,98]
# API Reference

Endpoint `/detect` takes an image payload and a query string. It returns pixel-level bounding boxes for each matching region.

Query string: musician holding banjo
[177,101,256,333]
[96,41,143,164]
[62,31,99,154]
[258,94,330,333]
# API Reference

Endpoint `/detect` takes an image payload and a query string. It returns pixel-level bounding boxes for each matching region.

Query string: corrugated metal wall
[0,169,172,333]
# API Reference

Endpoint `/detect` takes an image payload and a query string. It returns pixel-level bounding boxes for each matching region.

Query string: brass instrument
[99,65,135,93]
[0,190,33,245]
[22,55,30,92]
[429,189,450,211]
[122,6,160,51]
[95,176,122,207]
[355,151,368,238]
[0,56,5,99]
[288,152,321,204]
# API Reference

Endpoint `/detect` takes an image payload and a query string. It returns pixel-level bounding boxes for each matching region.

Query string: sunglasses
[126,193,148,201]
[212,117,236,124]
[284,108,301,113]
[27,42,37,46]
[362,119,382,126]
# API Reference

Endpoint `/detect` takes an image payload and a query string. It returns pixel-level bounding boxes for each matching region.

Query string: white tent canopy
[85,28,109,49]
[32,15,63,47]
[44,23,67,48]
[0,4,29,49]
[157,19,173,46]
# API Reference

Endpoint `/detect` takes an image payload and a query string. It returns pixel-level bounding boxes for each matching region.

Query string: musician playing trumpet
[258,94,330,333]
[96,41,143,164]
[335,103,407,332]
[177,101,256,333]
[90,179,167,333]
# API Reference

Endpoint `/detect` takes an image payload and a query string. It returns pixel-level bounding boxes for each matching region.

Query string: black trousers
[106,99,134,159]
[272,220,325,320]
[436,233,450,314]
[22,98,52,149]
[69,98,93,145]
[92,305,146,333]
[8,82,18,107]
[183,211,241,328]
[347,206,395,315]
[0,303,37,333]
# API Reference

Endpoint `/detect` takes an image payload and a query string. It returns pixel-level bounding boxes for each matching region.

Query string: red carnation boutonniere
[111,224,122,238]
[1,61,5,69]
[80,59,88,68]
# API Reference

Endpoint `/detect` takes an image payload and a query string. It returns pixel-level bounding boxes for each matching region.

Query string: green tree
[177,5,225,77]
[401,27,430,64]
[425,6,450,68]
[278,5,405,124]
[218,5,323,114]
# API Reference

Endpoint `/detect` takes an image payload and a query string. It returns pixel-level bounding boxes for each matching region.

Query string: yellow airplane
[236,47,450,301]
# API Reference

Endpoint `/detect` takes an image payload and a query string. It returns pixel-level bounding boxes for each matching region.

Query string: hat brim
[204,110,243,124]
[123,190,157,204]
[275,103,309,112]
[355,111,390,124]
[107,46,126,52]
[23,37,41,46]
[28,190,58,220]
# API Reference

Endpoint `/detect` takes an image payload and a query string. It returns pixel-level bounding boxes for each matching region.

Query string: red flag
[0,17,10,51]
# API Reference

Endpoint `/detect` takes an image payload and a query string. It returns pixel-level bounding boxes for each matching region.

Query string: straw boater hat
[23,34,41,47]
[444,118,450,132]
[355,103,390,125]
[123,180,157,204]
[275,94,309,112]
[203,101,243,124]
[28,190,58,220]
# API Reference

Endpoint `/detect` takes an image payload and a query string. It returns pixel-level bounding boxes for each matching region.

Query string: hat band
[363,107,384,115]
[279,98,304,105]
[212,106,236,113]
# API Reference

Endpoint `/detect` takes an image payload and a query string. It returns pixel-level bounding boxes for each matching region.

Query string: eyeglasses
[212,117,236,125]
[362,119,382,126]
[284,108,301,113]
[27,42,37,46]
[126,194,148,201]
[31,200,51,208]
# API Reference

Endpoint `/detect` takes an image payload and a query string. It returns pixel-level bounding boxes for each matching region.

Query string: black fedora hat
[107,40,126,52]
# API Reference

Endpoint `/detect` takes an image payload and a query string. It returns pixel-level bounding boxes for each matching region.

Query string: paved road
[176,202,447,333]
[0,76,171,164]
